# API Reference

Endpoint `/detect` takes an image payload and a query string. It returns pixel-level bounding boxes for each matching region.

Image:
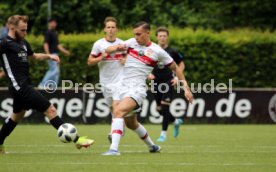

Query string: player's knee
[125,120,138,130]
[156,105,162,113]
[160,104,170,115]
[113,107,124,118]
[45,105,57,119]
[11,111,26,123]
[161,100,170,106]
[125,122,131,129]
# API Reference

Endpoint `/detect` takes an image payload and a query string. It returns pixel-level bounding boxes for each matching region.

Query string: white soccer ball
[57,123,78,143]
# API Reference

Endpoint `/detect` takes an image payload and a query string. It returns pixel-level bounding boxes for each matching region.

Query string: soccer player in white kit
[102,21,194,155]
[87,17,125,141]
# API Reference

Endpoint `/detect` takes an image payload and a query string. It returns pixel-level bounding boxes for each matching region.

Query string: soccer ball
[57,123,78,143]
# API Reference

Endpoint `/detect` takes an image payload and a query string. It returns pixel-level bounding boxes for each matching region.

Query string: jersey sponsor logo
[18,51,28,62]
[145,49,154,57]
[127,48,157,67]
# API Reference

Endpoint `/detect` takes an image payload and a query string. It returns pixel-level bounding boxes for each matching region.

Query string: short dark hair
[156,26,169,36]
[132,21,150,31]
[48,17,57,23]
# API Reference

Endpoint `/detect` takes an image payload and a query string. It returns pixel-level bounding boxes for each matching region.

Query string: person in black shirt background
[38,18,70,88]
[148,27,185,142]
[0,15,93,154]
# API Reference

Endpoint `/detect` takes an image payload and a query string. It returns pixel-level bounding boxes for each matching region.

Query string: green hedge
[1,28,275,87]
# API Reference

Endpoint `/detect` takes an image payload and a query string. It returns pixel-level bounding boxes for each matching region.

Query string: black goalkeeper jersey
[152,46,183,82]
[0,36,34,91]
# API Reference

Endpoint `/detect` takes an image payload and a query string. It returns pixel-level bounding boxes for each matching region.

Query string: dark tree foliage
[0,0,275,33]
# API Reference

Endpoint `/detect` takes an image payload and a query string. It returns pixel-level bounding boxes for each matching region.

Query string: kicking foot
[75,136,94,149]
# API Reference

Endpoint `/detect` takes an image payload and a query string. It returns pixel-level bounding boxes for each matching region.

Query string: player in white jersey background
[88,16,125,99]
[102,21,194,155]
[87,16,126,142]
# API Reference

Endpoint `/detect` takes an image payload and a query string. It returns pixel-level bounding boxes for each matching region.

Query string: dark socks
[49,116,65,130]
[0,118,18,145]
[160,104,174,131]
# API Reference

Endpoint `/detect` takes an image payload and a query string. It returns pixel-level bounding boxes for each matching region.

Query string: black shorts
[153,81,174,106]
[10,85,51,113]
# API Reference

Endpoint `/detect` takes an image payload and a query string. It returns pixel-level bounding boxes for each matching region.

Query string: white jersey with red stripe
[90,38,125,85]
[123,38,173,82]
[117,38,174,106]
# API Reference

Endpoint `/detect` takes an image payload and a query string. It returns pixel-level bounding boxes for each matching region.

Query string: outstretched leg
[0,110,25,154]
[44,104,94,149]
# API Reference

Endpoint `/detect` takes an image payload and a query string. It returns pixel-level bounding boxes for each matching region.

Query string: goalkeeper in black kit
[148,27,186,142]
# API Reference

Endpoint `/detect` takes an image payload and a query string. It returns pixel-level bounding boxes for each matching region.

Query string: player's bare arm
[87,54,103,66]
[147,73,155,80]
[178,61,185,71]
[0,70,5,79]
[171,61,185,86]
[105,44,127,54]
[32,53,60,63]
[87,51,107,66]
[119,54,127,65]
[168,61,193,103]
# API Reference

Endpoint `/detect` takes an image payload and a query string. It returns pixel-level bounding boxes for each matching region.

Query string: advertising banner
[0,88,275,124]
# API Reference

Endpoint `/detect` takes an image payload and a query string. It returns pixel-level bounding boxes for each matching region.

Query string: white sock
[109,115,125,136]
[160,131,167,137]
[110,118,124,151]
[134,123,154,148]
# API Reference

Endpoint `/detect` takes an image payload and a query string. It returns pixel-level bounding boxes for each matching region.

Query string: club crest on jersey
[138,50,144,56]
[23,45,27,51]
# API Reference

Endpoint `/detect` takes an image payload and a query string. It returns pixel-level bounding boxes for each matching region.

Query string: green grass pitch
[0,124,275,172]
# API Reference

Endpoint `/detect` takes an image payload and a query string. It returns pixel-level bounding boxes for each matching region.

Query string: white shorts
[118,79,147,107]
[101,83,121,107]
